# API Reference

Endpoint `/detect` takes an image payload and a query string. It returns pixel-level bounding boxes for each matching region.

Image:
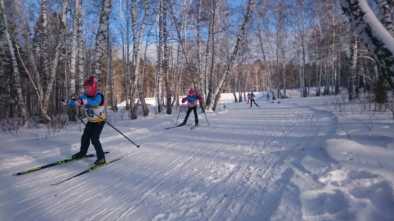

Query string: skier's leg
[67,108,73,121]
[73,123,91,158]
[72,109,77,121]
[90,122,106,162]
[193,107,198,126]
[69,109,76,121]
[180,107,192,125]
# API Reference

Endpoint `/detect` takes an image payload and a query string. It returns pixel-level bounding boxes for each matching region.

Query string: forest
[0,0,393,124]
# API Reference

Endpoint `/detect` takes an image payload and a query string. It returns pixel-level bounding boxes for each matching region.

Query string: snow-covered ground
[0,94,393,221]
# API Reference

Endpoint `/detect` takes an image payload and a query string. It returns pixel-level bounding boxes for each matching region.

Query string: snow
[1,94,394,221]
[357,0,394,55]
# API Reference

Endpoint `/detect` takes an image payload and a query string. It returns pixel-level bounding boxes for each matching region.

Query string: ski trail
[0,98,342,221]
[23,140,184,220]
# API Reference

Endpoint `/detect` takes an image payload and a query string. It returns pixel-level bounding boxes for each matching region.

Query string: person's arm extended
[181,96,187,103]
[79,94,102,106]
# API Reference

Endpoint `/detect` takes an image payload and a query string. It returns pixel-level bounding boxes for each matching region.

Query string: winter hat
[188,88,196,95]
[83,76,97,97]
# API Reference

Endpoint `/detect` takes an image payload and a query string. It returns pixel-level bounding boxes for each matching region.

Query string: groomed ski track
[0,97,339,221]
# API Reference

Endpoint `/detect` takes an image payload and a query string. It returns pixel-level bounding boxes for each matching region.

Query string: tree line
[0,0,393,123]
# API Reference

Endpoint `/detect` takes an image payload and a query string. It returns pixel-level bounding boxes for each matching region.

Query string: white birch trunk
[210,0,255,111]
[139,35,149,116]
[93,0,112,82]
[349,37,359,100]
[155,0,163,113]
[340,0,394,87]
[70,0,82,95]
[205,0,217,107]
[375,0,394,33]
[41,1,68,122]
[129,0,149,118]
[0,0,28,119]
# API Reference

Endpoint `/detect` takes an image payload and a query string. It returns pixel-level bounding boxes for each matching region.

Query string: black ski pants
[80,121,106,160]
[250,99,259,107]
[182,106,198,126]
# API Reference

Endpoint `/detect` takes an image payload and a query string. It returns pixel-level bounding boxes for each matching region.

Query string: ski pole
[201,106,210,126]
[175,106,181,123]
[92,112,140,148]
[78,116,86,125]
[104,120,140,148]
[76,107,86,125]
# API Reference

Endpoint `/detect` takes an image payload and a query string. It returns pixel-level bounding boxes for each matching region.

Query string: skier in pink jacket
[178,88,203,127]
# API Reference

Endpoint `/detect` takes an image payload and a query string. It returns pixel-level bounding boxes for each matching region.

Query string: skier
[178,88,203,127]
[72,76,107,165]
[66,95,77,121]
[249,91,259,108]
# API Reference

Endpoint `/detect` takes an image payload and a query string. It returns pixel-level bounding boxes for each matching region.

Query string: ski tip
[51,181,64,186]
[13,171,32,176]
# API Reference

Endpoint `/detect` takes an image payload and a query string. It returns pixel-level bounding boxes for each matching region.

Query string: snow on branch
[340,0,394,79]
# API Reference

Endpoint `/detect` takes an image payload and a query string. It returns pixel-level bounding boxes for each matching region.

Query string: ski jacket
[67,99,77,109]
[79,92,106,123]
[182,94,203,108]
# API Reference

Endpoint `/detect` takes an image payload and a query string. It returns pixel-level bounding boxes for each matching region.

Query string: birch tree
[340,0,394,89]
[209,0,255,111]
[0,0,28,120]
[293,0,308,97]
[256,1,273,96]
[375,0,394,34]
[14,0,68,122]
[121,0,131,110]
[39,0,66,122]
[129,0,149,119]
[155,0,164,113]
[93,0,112,86]
[204,0,218,108]
[70,0,83,95]
[168,0,190,105]
[106,23,114,110]
[275,1,287,98]
[138,33,150,116]
[161,0,172,114]
[349,36,359,100]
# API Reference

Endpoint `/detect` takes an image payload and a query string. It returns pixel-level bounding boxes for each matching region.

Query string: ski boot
[72,152,86,159]
[94,158,106,165]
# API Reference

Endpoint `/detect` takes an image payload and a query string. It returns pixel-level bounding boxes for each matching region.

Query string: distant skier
[66,95,77,121]
[178,88,203,127]
[72,76,107,165]
[247,91,259,108]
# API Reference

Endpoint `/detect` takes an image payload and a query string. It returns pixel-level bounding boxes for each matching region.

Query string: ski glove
[78,98,88,106]
[86,108,95,117]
